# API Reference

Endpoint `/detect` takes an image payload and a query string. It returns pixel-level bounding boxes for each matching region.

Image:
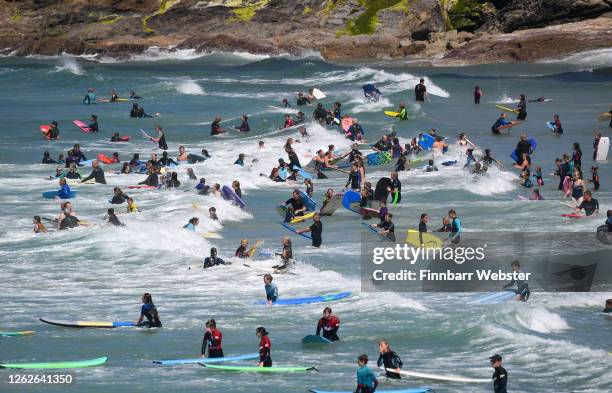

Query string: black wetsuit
[158,156,177,166]
[158,133,168,150]
[515,140,532,165]
[346,170,360,190]
[59,215,79,230]
[108,213,124,227]
[349,149,363,163]
[378,221,395,241]
[288,150,301,168]
[492,366,508,393]
[415,83,426,101]
[204,256,226,268]
[374,177,393,202]
[310,221,322,247]
[297,96,309,106]
[578,198,599,216]
[139,173,159,187]
[82,168,106,184]
[503,271,530,301]
[313,107,327,122]
[377,351,403,379]
[140,303,162,328]
[65,171,81,180]
[516,99,527,120]
[285,197,305,215]
[391,178,401,203]
[111,194,128,204]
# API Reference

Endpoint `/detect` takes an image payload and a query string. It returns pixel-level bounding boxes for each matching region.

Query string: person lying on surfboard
[316,307,340,341]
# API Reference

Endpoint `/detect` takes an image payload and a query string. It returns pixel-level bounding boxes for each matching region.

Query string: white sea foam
[51,57,85,75]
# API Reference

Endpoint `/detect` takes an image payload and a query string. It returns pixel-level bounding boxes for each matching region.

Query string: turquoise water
[0,52,611,392]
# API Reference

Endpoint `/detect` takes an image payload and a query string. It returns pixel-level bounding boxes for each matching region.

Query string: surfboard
[203,364,315,372]
[0,356,108,369]
[378,367,489,383]
[72,120,91,133]
[362,222,393,241]
[39,318,136,328]
[97,153,117,164]
[405,229,443,248]
[302,335,333,345]
[384,111,400,117]
[40,124,52,139]
[222,185,246,208]
[562,176,571,195]
[342,190,361,214]
[42,190,77,199]
[441,160,457,166]
[310,388,432,393]
[127,185,157,189]
[341,117,355,133]
[467,291,516,305]
[366,151,392,166]
[280,222,312,239]
[201,232,222,239]
[360,207,380,219]
[312,88,326,99]
[546,121,555,131]
[255,291,351,306]
[110,135,130,142]
[495,104,519,114]
[510,137,537,163]
[561,213,585,219]
[597,112,611,122]
[596,136,609,161]
[0,331,35,337]
[79,159,96,167]
[289,211,316,223]
[153,353,260,365]
[418,134,435,151]
[294,166,313,180]
[320,193,344,216]
[98,98,130,102]
[300,191,317,211]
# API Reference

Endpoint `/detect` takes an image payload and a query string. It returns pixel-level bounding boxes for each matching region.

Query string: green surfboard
[0,356,108,369]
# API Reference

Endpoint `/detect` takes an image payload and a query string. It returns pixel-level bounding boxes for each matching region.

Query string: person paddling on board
[373,213,396,241]
[491,113,514,134]
[83,88,96,105]
[203,247,227,268]
[183,217,199,231]
[106,208,124,227]
[296,213,323,247]
[282,189,307,222]
[64,164,80,180]
[263,274,277,305]
[201,319,224,358]
[574,191,599,216]
[363,83,382,102]
[377,340,403,379]
[81,160,106,184]
[490,354,508,393]
[87,115,99,133]
[256,327,272,367]
[414,78,429,102]
[418,213,430,246]
[313,103,327,123]
[211,116,227,136]
[158,151,177,167]
[502,260,530,301]
[355,354,378,393]
[33,216,47,233]
[136,293,162,328]
[315,307,340,341]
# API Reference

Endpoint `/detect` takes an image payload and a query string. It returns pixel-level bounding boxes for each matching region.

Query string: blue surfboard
[302,335,333,345]
[342,190,361,213]
[255,291,351,306]
[310,388,432,393]
[467,291,516,305]
[294,166,313,180]
[511,137,537,163]
[280,222,312,240]
[299,191,317,211]
[153,353,260,365]
[418,134,435,150]
[42,190,77,199]
[222,185,245,208]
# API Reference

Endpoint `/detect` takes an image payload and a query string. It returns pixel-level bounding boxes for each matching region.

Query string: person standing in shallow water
[474,86,483,104]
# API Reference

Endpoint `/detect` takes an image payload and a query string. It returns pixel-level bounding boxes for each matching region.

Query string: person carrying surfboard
[296,213,323,247]
[256,327,272,367]
[315,307,340,341]
[491,113,513,134]
[489,354,508,393]
[377,340,403,379]
[355,354,378,393]
[282,190,307,222]
[136,293,162,328]
[263,275,277,305]
[201,319,224,358]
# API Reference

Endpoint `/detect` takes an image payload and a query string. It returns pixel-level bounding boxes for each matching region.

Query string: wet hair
[33,215,41,223]
[323,307,332,314]
[188,217,198,225]
[210,247,217,255]
[263,273,273,282]
[420,213,428,221]
[107,208,115,215]
[206,319,217,328]
[142,293,153,304]
[256,327,268,336]
[358,354,369,364]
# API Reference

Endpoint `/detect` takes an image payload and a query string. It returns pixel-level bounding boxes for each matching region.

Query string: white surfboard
[596,137,609,161]
[378,367,489,383]
[312,88,326,99]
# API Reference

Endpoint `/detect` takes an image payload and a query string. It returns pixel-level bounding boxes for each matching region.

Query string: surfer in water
[516,94,527,120]
[201,319,223,358]
[603,299,612,313]
[377,340,403,379]
[33,216,47,233]
[448,209,461,244]
[374,213,396,242]
[263,274,277,304]
[502,261,530,301]
[146,125,168,150]
[296,212,323,247]
[474,85,483,104]
[282,190,307,222]
[363,84,382,101]
[106,208,124,227]
[272,237,293,272]
[203,247,226,268]
[491,113,513,134]
[235,239,256,258]
[211,116,227,136]
[355,354,379,393]
[183,217,199,231]
[490,354,508,393]
[316,307,340,341]
[81,160,106,184]
[414,79,429,102]
[574,191,599,216]
[235,114,250,132]
[136,293,162,328]
[256,327,272,367]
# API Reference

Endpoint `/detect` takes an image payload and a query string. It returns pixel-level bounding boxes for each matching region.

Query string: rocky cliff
[1,0,611,64]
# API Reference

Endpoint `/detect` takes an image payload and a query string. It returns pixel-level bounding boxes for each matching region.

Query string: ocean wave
[492,94,519,104]
[513,306,569,334]
[174,79,205,95]
[538,48,612,70]
[51,57,85,75]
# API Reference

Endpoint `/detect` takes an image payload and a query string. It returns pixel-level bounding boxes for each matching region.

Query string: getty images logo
[371,244,487,265]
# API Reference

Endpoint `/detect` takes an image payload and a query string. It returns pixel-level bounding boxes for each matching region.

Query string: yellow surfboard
[248,240,264,258]
[405,229,443,248]
[597,112,611,122]
[495,104,519,114]
[289,211,316,224]
[384,111,400,117]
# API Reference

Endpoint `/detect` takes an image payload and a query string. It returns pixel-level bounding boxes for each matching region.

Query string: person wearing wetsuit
[297,213,323,247]
[502,261,530,301]
[576,191,599,216]
[373,135,392,152]
[256,327,272,367]
[377,340,403,379]
[376,213,396,241]
[83,88,96,104]
[593,132,602,160]
[47,121,60,140]
[333,102,342,123]
[72,144,87,164]
[551,114,563,134]
[346,119,364,141]
[390,172,401,203]
[491,113,512,134]
[296,92,310,106]
[87,115,99,133]
[59,209,80,230]
[591,166,600,190]
[374,177,393,203]
[139,168,159,187]
[362,84,382,101]
[516,94,527,120]
[106,208,124,227]
[514,135,533,166]
[136,293,162,328]
[345,163,361,190]
[572,142,582,170]
[356,354,378,393]
[81,161,106,184]
[449,209,461,244]
[201,319,224,358]
[603,298,612,313]
[203,247,226,268]
[111,187,129,204]
[261,273,278,305]
[65,164,81,179]
[235,114,250,132]
[211,116,226,135]
[414,79,427,102]
[283,190,306,222]
[42,151,56,164]
[153,125,168,150]
[313,103,327,123]
[316,307,340,341]
[490,354,508,393]
[158,151,177,167]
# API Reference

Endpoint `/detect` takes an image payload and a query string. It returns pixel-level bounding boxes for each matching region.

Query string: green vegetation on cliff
[336,0,406,37]
[447,0,493,32]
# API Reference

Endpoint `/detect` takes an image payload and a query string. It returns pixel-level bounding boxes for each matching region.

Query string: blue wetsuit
[58,184,72,199]
[183,223,196,231]
[356,365,378,393]
[450,217,462,244]
[140,303,162,327]
[265,283,278,303]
